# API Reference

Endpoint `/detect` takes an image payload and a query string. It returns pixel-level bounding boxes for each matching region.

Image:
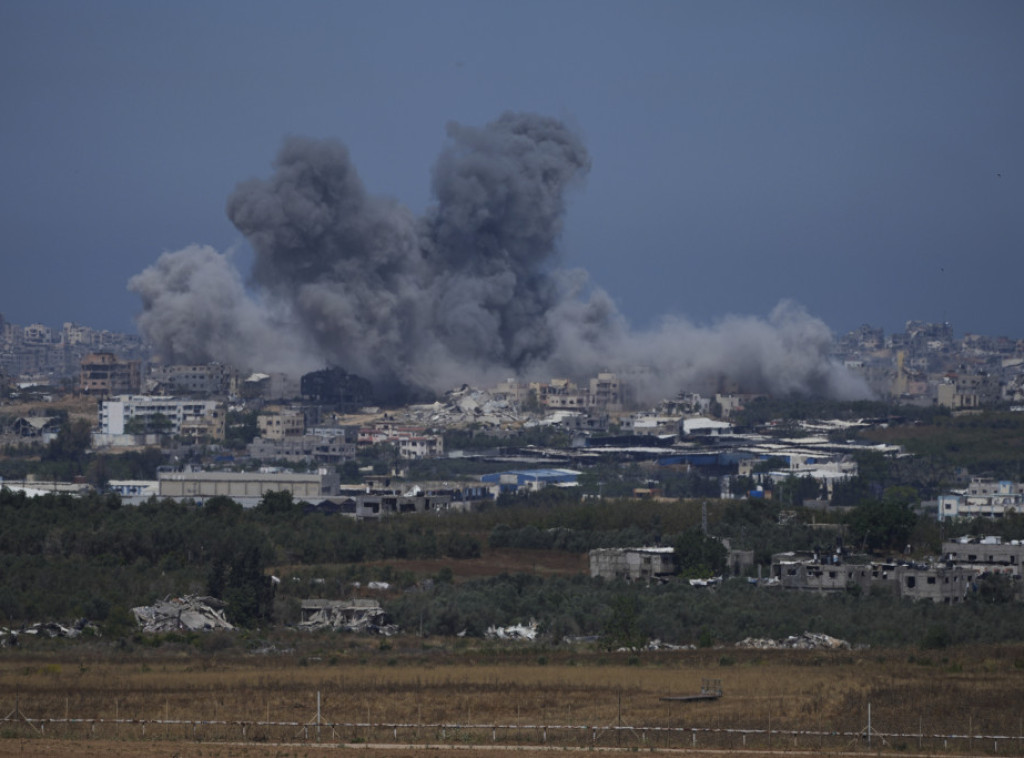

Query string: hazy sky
[2,1,1022,340]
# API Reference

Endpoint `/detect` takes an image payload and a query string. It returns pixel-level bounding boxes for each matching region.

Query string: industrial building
[156,468,339,508]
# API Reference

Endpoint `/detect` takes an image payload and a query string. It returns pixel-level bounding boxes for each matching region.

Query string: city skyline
[2,1,1023,341]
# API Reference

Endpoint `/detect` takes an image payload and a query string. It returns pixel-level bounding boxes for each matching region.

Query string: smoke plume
[130,112,870,403]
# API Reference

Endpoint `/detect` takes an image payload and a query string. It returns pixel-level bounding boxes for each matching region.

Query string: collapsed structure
[297,599,395,634]
[132,595,235,633]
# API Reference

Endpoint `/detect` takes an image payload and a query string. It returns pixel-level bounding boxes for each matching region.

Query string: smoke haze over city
[130,113,869,402]
[4,3,1022,392]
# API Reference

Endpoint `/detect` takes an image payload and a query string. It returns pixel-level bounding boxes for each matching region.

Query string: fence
[4,693,1024,754]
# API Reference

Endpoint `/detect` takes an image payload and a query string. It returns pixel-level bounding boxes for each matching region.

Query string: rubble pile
[132,595,235,633]
[2,619,98,646]
[485,620,539,641]
[398,386,524,429]
[298,598,397,635]
[735,631,851,650]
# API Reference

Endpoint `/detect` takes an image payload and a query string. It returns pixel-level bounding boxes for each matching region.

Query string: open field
[4,642,1024,755]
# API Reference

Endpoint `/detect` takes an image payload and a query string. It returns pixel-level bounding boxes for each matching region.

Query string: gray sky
[2,0,1022,339]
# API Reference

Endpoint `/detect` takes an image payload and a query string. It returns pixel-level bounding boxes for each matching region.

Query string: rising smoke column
[130,112,871,402]
[424,112,591,371]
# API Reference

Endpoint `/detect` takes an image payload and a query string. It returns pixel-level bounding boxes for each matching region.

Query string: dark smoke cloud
[130,112,870,402]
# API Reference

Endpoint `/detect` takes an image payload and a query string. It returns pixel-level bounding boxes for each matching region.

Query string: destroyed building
[132,595,235,633]
[298,598,392,633]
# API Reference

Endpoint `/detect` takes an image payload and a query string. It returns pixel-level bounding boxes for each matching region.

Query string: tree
[44,419,92,464]
[845,488,919,554]
[673,529,727,577]
[601,592,645,651]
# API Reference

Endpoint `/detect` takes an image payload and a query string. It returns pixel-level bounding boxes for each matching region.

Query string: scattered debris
[132,595,235,633]
[298,598,396,635]
[485,620,538,641]
[646,639,697,651]
[2,619,98,644]
[688,576,722,587]
[735,631,851,650]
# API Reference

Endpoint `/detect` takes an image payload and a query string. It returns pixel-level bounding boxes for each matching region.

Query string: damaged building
[298,599,393,634]
[589,547,677,583]
[132,595,235,633]
[770,553,971,603]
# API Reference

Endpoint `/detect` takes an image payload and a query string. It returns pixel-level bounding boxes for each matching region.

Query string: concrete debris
[485,619,539,641]
[132,595,235,633]
[395,386,525,429]
[2,619,99,645]
[351,581,391,591]
[298,598,397,635]
[646,639,697,651]
[688,576,722,587]
[735,631,851,650]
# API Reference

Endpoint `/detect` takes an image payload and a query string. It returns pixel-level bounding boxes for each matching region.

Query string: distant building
[148,363,233,395]
[318,489,453,520]
[590,547,677,583]
[943,536,1024,576]
[257,407,306,440]
[358,422,443,460]
[301,367,374,409]
[80,352,141,396]
[771,553,971,603]
[157,468,339,508]
[480,468,581,495]
[937,478,1024,521]
[98,395,224,440]
[248,434,356,464]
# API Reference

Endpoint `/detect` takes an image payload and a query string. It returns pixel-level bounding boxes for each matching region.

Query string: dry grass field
[4,641,1024,756]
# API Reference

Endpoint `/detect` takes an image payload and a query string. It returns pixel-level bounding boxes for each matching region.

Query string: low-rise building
[248,434,356,464]
[770,553,970,603]
[937,478,1024,521]
[590,547,676,583]
[480,468,581,495]
[942,536,1024,576]
[156,468,339,507]
[314,488,454,520]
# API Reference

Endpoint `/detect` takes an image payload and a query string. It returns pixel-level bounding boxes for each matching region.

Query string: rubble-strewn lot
[132,595,234,633]
[735,631,851,650]
[393,386,526,429]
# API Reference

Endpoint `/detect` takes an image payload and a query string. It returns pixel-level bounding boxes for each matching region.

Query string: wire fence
[4,697,1024,754]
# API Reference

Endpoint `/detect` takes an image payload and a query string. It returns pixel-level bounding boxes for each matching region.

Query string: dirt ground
[4,644,1024,757]
[0,739,976,757]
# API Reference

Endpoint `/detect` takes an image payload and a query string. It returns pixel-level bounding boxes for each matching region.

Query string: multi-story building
[257,408,306,440]
[358,423,444,459]
[99,395,224,439]
[938,478,1024,521]
[589,372,628,411]
[148,363,233,396]
[80,352,141,396]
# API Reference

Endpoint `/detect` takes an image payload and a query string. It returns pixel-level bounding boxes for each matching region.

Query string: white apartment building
[938,478,1024,521]
[99,395,224,438]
